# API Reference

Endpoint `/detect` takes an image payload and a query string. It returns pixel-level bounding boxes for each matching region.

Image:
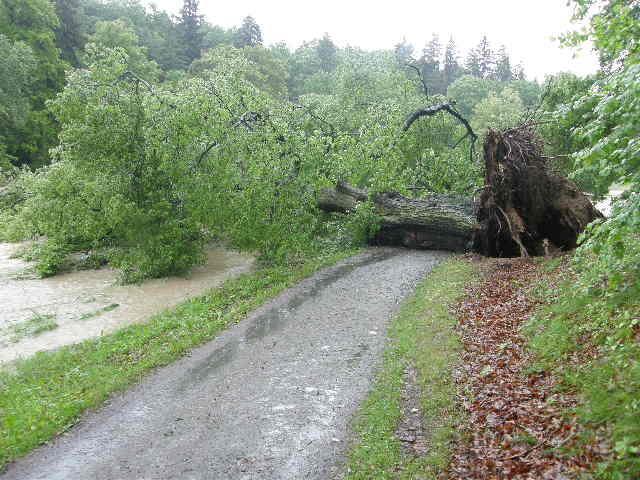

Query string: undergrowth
[526,240,640,479]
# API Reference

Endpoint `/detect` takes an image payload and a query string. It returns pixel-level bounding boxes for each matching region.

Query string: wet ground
[0,244,254,363]
[0,248,447,480]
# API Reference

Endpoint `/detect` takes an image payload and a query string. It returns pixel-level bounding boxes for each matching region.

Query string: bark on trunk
[318,183,477,252]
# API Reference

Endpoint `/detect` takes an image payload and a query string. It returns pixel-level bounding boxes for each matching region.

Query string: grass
[79,303,120,321]
[525,253,640,479]
[0,249,357,469]
[7,313,58,343]
[345,258,478,480]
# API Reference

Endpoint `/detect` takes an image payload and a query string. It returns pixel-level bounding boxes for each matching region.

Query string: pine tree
[179,0,203,64]
[54,0,86,67]
[393,37,414,66]
[421,34,443,94]
[465,47,481,77]
[513,63,526,81]
[494,46,513,82]
[234,16,263,48]
[316,33,337,72]
[443,36,461,88]
[476,35,495,79]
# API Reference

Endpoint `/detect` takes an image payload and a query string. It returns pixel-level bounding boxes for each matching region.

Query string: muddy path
[1,248,448,480]
[0,244,254,363]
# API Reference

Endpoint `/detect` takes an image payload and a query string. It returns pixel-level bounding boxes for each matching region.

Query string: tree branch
[405,63,429,96]
[403,102,478,161]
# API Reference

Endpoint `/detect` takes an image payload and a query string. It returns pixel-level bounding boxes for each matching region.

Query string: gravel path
[1,248,448,480]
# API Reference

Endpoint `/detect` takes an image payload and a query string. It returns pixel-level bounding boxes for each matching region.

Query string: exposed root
[474,124,602,257]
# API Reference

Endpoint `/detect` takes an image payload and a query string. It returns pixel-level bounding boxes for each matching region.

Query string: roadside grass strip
[345,258,477,479]
[0,249,356,469]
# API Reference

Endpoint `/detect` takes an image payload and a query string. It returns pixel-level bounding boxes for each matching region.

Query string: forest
[0,0,638,478]
[1,0,563,280]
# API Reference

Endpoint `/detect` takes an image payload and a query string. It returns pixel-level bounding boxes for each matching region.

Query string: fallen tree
[319,182,477,251]
[318,123,602,256]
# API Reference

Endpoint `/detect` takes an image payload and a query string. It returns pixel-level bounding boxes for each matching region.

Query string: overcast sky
[145,0,599,81]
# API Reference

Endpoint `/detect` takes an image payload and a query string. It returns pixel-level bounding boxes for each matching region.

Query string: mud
[0,244,254,363]
[0,248,448,480]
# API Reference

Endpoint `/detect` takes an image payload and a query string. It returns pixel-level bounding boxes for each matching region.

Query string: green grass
[345,258,477,480]
[7,313,58,342]
[0,249,356,469]
[79,303,120,321]
[525,253,640,479]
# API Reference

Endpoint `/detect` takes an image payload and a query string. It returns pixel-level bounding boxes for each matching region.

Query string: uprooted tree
[318,103,602,257]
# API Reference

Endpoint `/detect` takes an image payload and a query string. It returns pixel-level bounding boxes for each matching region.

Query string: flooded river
[0,244,254,364]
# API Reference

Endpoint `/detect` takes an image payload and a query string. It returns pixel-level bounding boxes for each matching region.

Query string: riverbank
[0,243,254,363]
[0,248,357,469]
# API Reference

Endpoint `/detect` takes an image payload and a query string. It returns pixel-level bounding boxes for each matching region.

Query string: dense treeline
[1,0,540,169]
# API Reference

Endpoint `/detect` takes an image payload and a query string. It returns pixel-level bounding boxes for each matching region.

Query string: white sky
[145,0,599,81]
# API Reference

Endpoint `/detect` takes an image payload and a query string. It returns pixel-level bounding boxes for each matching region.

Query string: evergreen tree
[179,0,203,64]
[494,46,513,82]
[316,33,337,73]
[234,16,263,48]
[513,63,526,80]
[421,33,443,94]
[422,33,442,68]
[54,0,86,67]
[443,36,461,88]
[476,35,495,79]
[464,47,482,77]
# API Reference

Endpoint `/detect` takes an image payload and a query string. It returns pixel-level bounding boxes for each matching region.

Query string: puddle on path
[0,243,254,364]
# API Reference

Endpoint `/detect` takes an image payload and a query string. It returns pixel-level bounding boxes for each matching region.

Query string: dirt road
[1,248,447,480]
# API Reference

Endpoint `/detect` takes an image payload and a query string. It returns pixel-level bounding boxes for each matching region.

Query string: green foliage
[0,35,36,140]
[471,87,524,135]
[447,75,498,117]
[539,72,596,184]
[343,202,382,246]
[54,0,86,66]
[527,241,640,478]
[564,0,639,67]
[233,15,262,48]
[178,0,203,64]
[86,19,161,80]
[528,2,640,477]
[0,0,66,166]
[191,45,289,98]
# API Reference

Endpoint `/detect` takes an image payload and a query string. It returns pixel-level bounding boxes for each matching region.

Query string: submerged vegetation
[4,313,58,343]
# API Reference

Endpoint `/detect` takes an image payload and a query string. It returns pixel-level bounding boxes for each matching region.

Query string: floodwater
[0,243,254,364]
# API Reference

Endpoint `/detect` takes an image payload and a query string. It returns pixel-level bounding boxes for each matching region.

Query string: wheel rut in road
[1,248,449,480]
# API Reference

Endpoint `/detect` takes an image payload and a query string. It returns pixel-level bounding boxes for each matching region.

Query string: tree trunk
[318,183,477,252]
[318,127,602,256]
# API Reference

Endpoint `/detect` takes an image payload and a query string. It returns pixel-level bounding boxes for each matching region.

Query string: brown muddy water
[0,244,254,364]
